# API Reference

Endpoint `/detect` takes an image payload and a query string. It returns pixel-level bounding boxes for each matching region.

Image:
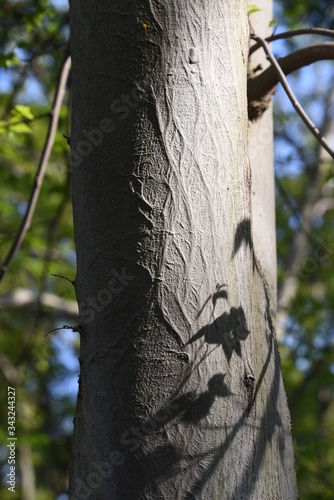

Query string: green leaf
[0,52,20,68]
[269,19,277,28]
[14,105,35,120]
[247,5,262,15]
[8,122,32,134]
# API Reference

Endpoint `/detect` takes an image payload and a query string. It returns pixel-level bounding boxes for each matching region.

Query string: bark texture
[69,1,297,498]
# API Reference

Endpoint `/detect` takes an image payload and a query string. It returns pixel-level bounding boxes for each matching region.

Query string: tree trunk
[69,1,297,498]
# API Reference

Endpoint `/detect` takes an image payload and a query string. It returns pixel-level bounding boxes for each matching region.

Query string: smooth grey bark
[69,1,297,498]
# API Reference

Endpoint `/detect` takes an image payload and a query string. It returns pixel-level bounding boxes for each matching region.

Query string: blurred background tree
[0,1,75,499]
[0,1,333,498]
[273,2,334,498]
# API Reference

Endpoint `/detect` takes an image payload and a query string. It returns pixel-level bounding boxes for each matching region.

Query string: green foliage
[0,1,73,498]
[0,104,35,134]
[247,5,262,16]
[278,0,334,28]
[0,52,20,68]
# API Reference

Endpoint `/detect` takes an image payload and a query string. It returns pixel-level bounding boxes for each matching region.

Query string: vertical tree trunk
[69,1,297,498]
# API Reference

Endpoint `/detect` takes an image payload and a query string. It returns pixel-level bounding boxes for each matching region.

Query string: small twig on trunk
[51,273,75,286]
[0,50,71,284]
[45,323,81,337]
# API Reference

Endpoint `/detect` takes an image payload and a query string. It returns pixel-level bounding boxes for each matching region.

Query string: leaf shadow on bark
[105,219,288,498]
[183,286,286,499]
[110,299,253,497]
[125,218,287,498]
[186,304,251,364]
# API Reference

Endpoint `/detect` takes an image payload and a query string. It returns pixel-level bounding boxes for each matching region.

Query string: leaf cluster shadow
[112,219,289,498]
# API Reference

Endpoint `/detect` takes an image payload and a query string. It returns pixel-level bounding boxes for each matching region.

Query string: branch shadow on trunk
[103,219,287,498]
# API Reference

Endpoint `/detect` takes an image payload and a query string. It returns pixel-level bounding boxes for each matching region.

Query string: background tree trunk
[69,1,297,498]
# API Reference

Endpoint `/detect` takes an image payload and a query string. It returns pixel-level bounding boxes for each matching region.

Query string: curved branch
[249,36,334,159]
[248,42,334,102]
[0,51,71,283]
[249,27,334,56]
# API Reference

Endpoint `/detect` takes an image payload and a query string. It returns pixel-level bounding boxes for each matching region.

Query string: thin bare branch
[51,273,75,286]
[45,324,80,337]
[250,27,334,56]
[250,35,334,159]
[0,52,71,284]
